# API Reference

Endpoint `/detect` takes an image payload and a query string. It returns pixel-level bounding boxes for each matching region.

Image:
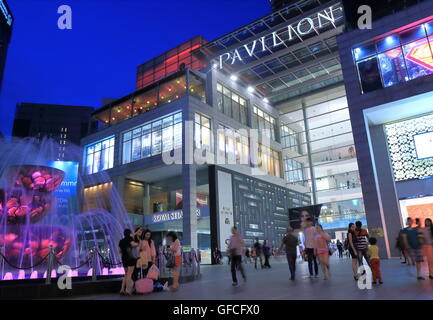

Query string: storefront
[338,0,433,257]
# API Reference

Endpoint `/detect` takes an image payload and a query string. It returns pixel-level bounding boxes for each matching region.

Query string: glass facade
[353,21,433,93]
[257,144,281,178]
[281,96,365,229]
[252,106,277,141]
[216,82,248,125]
[84,136,115,174]
[92,74,187,128]
[122,112,182,164]
[136,36,207,90]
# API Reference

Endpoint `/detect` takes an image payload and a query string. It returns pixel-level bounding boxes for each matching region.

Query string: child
[368,237,383,284]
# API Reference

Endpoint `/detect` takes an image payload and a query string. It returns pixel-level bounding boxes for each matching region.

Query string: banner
[217,171,234,252]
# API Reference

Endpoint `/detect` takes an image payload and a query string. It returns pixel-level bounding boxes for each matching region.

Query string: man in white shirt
[303,217,319,277]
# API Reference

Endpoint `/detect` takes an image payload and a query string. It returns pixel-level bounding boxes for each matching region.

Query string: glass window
[377,48,408,87]
[84,136,115,174]
[403,38,433,80]
[357,57,383,93]
[122,112,182,164]
[253,105,277,140]
[216,82,248,125]
[194,113,212,152]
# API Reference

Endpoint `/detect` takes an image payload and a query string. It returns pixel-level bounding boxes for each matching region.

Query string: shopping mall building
[79,0,433,260]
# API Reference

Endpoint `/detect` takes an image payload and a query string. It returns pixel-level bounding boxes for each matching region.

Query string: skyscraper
[12,103,96,161]
[0,0,13,90]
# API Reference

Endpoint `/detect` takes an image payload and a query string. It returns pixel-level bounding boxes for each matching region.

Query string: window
[253,106,277,140]
[85,136,115,174]
[217,124,249,165]
[194,113,211,152]
[216,83,248,125]
[353,21,433,93]
[122,112,182,164]
[256,144,281,178]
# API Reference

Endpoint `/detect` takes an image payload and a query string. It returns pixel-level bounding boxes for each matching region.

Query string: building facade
[80,0,371,264]
[0,0,13,90]
[338,0,433,257]
[12,103,95,161]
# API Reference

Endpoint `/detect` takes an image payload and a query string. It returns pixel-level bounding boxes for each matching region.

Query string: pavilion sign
[216,5,343,69]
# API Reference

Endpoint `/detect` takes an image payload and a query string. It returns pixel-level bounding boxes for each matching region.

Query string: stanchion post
[92,248,98,282]
[45,245,54,285]
[0,246,5,280]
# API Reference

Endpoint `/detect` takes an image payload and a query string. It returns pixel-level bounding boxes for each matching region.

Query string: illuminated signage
[216,5,342,69]
[145,206,209,224]
[0,1,12,27]
[405,39,433,71]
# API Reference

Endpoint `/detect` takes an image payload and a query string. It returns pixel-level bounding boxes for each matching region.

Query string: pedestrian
[336,240,343,258]
[214,248,222,264]
[347,223,359,281]
[228,226,246,286]
[166,231,182,291]
[314,224,331,280]
[303,217,319,278]
[245,247,252,263]
[263,240,272,268]
[399,219,414,265]
[422,218,433,279]
[354,221,371,268]
[138,229,156,273]
[119,229,139,295]
[279,227,299,280]
[367,237,383,284]
[401,217,424,280]
[253,238,263,269]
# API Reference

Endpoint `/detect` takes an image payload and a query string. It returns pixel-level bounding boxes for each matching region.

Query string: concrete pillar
[182,163,198,250]
[368,124,402,258]
[143,183,150,225]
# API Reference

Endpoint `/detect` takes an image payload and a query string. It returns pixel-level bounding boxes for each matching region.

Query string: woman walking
[263,240,272,268]
[347,223,359,280]
[422,218,433,279]
[119,229,139,295]
[314,224,331,280]
[166,231,182,291]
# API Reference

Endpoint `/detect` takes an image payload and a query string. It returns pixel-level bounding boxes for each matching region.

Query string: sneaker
[290,277,295,281]
[232,282,238,286]
[372,281,377,285]
[417,276,425,281]
[379,281,384,284]
[429,276,433,280]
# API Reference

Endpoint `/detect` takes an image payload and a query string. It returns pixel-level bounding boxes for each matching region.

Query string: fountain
[0,137,132,280]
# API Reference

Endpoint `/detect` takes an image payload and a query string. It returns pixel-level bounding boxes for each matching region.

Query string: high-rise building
[12,103,95,161]
[0,0,13,90]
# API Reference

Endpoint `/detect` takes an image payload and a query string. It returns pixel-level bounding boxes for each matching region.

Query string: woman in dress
[314,224,331,280]
[139,229,156,272]
[166,231,182,291]
[347,223,359,280]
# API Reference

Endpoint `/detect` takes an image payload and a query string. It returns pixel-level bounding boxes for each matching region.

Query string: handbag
[165,251,176,268]
[146,264,160,280]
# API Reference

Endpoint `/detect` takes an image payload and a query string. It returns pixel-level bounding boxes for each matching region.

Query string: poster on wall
[217,170,234,252]
[288,204,322,230]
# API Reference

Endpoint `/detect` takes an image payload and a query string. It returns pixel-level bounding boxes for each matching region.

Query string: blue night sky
[0,0,270,139]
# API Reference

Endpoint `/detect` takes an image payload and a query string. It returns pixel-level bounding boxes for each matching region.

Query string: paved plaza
[67,256,433,300]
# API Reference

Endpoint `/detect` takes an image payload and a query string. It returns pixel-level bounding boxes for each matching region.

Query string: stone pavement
[67,256,433,300]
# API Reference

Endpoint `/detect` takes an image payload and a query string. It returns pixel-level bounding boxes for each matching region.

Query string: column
[143,182,150,225]
[182,163,198,249]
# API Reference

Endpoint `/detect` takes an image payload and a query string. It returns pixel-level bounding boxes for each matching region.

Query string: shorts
[122,258,137,268]
[175,255,182,268]
[409,248,424,263]
[316,248,329,256]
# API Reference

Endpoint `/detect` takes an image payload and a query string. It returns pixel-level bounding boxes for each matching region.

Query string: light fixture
[247,86,254,93]
[263,97,269,103]
[230,74,238,81]
[212,62,218,69]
